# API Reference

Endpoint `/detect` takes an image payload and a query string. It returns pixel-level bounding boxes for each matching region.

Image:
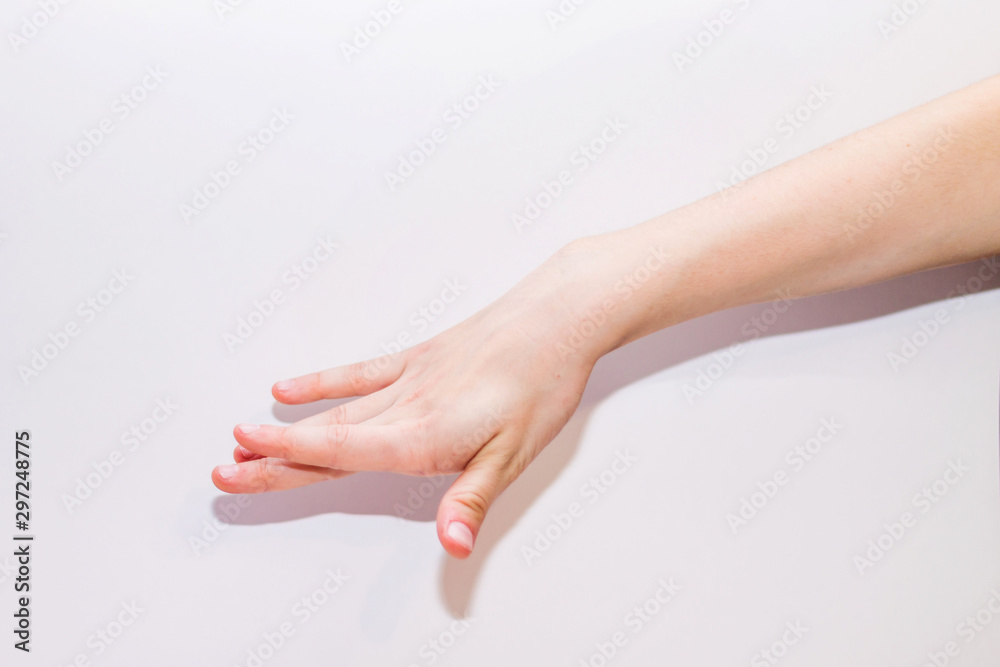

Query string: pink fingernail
[217,465,238,480]
[447,522,475,551]
[238,423,260,434]
[274,381,295,392]
[238,445,257,460]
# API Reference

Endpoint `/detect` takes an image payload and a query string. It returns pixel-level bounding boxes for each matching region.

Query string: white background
[2,1,1000,665]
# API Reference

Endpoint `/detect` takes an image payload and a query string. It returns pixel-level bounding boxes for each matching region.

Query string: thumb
[436,443,519,559]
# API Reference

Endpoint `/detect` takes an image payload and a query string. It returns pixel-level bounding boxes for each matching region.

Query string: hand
[213,243,606,558]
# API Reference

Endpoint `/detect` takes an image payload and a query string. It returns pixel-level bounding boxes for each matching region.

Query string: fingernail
[238,445,257,460]
[238,423,260,434]
[217,465,239,480]
[447,522,475,551]
[274,380,295,392]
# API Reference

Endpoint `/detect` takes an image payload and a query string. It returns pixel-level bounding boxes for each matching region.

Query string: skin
[213,74,1000,559]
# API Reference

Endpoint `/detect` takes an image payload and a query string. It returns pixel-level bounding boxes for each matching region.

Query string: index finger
[233,422,418,473]
[272,354,407,404]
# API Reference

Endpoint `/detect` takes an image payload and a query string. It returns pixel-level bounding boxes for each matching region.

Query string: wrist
[540,230,680,365]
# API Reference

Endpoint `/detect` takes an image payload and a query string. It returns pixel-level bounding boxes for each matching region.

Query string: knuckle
[410,455,439,478]
[324,424,349,457]
[474,442,525,487]
[404,420,437,475]
[252,459,272,493]
[344,363,371,394]
[325,403,350,425]
[451,488,491,521]
[361,359,382,382]
[501,445,531,478]
[277,428,296,459]
[330,423,349,445]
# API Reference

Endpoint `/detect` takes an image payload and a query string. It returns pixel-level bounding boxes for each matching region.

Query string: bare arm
[555,74,1000,363]
[214,74,1000,558]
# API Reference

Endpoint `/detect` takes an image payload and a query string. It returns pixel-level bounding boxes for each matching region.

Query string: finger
[242,392,395,472]
[235,390,398,469]
[233,445,262,463]
[251,391,399,471]
[436,438,521,559]
[213,458,354,494]
[233,422,413,472]
[272,354,408,404]
[293,389,400,428]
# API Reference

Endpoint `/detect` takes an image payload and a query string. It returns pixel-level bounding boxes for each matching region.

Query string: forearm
[544,74,1000,362]
[220,76,1000,558]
